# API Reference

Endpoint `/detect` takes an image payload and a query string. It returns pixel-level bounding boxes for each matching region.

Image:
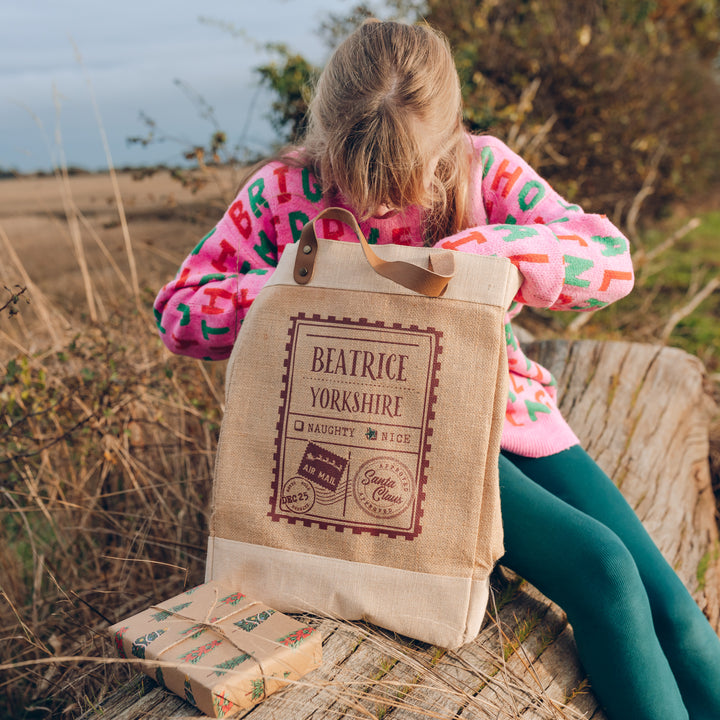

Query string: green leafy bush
[427,0,720,222]
[256,45,319,144]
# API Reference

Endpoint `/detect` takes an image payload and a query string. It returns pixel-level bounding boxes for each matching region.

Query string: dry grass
[0,166,596,719]
[1,136,717,720]
[1,286,225,717]
[0,302,595,719]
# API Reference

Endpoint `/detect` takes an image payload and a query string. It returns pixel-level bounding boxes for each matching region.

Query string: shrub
[0,312,224,717]
[427,0,720,223]
[260,0,720,225]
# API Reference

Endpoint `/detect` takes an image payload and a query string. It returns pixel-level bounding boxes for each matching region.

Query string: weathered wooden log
[79,339,719,720]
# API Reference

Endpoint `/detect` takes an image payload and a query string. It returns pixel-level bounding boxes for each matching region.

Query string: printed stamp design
[352,457,415,519]
[269,314,442,539]
[279,477,315,514]
[297,441,347,491]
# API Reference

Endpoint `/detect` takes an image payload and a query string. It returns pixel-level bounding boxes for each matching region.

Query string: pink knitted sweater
[154,134,634,457]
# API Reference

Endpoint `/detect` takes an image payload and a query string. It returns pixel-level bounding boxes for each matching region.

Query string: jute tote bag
[206,208,520,649]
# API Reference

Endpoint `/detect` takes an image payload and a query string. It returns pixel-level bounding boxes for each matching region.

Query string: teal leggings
[500,446,720,720]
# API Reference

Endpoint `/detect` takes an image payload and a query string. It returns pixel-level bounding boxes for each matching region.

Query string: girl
[154,19,720,720]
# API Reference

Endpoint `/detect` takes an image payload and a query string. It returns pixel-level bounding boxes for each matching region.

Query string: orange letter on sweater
[491,159,522,198]
[442,230,487,250]
[599,270,633,292]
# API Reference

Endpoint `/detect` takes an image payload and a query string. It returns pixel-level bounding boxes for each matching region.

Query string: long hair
[241,20,471,246]
[301,20,470,245]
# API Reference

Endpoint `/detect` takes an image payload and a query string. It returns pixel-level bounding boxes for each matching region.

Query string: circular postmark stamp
[352,457,415,520]
[279,477,316,514]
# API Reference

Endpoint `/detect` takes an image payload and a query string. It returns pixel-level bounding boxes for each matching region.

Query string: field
[1,165,719,718]
[0,167,239,352]
[0,167,238,717]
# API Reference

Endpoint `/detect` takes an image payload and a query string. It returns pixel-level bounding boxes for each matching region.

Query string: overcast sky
[1,0,352,173]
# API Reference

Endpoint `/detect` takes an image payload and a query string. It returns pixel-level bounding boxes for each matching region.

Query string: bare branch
[0,285,28,316]
[660,275,720,343]
[626,141,667,247]
[565,309,595,335]
[633,217,701,273]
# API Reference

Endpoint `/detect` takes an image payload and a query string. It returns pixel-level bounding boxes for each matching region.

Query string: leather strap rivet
[298,267,308,277]
[302,244,313,255]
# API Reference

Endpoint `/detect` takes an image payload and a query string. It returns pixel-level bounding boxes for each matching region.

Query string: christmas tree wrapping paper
[109,580,322,717]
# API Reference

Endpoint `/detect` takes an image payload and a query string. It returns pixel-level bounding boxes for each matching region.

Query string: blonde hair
[300,20,470,245]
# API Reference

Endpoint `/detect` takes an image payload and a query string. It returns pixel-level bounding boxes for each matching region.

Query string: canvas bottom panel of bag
[206,535,489,649]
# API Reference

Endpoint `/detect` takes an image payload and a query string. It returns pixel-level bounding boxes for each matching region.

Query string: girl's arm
[153,170,281,360]
[153,161,326,359]
[436,136,634,311]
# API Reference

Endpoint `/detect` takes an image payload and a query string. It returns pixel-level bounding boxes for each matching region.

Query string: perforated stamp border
[268,312,443,540]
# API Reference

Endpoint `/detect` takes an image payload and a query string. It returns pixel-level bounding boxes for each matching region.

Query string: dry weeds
[1,140,717,720]
[0,167,597,719]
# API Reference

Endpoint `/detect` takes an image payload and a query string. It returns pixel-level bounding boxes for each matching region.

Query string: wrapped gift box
[109,580,322,717]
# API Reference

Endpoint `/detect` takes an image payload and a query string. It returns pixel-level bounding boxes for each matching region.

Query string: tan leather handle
[294,207,455,297]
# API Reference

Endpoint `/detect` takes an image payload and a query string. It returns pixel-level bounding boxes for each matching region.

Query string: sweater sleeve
[153,165,283,360]
[436,136,634,311]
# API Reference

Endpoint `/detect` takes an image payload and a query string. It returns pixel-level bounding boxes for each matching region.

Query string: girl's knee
[564,530,648,621]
